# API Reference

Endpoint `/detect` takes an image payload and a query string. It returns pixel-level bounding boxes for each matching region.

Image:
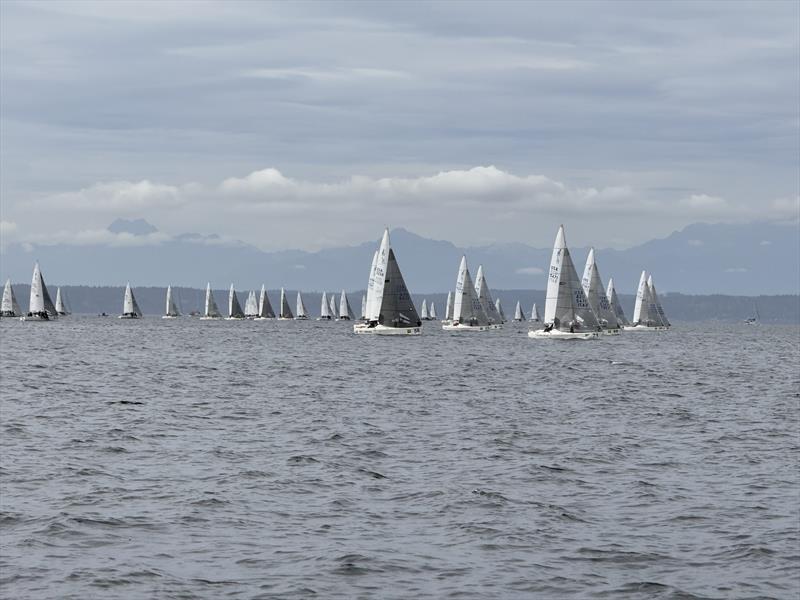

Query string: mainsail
[28,262,57,318]
[429,302,437,319]
[420,299,429,320]
[364,250,379,320]
[244,290,259,317]
[165,285,180,317]
[632,271,655,325]
[296,291,309,319]
[606,278,629,326]
[581,248,618,329]
[474,265,502,324]
[513,300,525,321]
[279,288,294,319]
[530,303,540,322]
[122,283,142,317]
[55,287,70,315]
[339,290,354,320]
[444,291,453,320]
[228,285,245,318]
[648,275,670,327]
[1,279,21,316]
[329,294,337,318]
[367,231,391,321]
[258,285,275,318]
[495,298,506,322]
[452,256,489,326]
[320,291,331,319]
[204,283,222,318]
[360,294,367,320]
[543,225,599,332]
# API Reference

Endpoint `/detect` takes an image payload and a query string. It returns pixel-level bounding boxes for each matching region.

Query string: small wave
[287,455,318,464]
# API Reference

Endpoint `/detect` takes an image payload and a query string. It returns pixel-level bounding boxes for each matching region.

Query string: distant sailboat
[744,301,759,324]
[606,278,630,327]
[354,228,421,335]
[278,288,294,320]
[337,290,354,320]
[495,298,506,323]
[22,263,58,321]
[513,300,525,322]
[443,256,492,331]
[226,284,245,320]
[328,293,337,319]
[118,282,142,319]
[420,299,430,320]
[581,248,619,335]
[360,293,367,321]
[474,265,503,327]
[318,291,332,320]
[1,279,21,317]
[529,225,599,339]
[295,291,309,320]
[442,291,453,323]
[200,283,222,319]
[625,271,668,330]
[244,290,259,319]
[429,302,437,320]
[55,287,70,316]
[255,285,275,319]
[530,303,540,323]
[162,285,180,319]
[648,275,670,328]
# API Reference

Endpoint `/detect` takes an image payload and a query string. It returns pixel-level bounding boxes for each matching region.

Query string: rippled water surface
[1,317,798,599]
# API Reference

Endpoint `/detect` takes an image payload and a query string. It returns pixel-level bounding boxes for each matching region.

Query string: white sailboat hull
[199,316,221,320]
[254,316,274,321]
[528,329,599,340]
[162,315,178,319]
[294,316,309,320]
[442,322,502,332]
[20,314,54,322]
[353,323,421,335]
[601,328,621,336]
[118,314,140,319]
[622,325,669,331]
[316,316,332,321]
[224,317,245,321]
[277,317,293,321]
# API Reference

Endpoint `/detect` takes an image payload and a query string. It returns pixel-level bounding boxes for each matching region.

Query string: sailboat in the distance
[163,285,180,319]
[21,263,58,321]
[1,279,21,318]
[118,283,142,319]
[200,283,222,320]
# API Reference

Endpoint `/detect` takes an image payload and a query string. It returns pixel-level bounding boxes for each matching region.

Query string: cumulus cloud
[0,220,19,248]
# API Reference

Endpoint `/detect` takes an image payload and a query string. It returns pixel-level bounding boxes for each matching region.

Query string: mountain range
[1,219,798,296]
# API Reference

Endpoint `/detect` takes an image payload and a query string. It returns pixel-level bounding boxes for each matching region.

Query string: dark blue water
[1,318,798,599]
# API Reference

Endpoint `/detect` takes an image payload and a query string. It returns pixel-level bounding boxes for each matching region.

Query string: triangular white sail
[55,287,70,315]
[258,285,275,318]
[338,290,354,320]
[279,288,294,319]
[320,291,331,319]
[530,303,540,322]
[581,248,619,330]
[451,256,489,326]
[368,230,391,321]
[513,300,525,321]
[360,294,367,320]
[632,271,655,326]
[648,275,670,327]
[474,265,503,324]
[606,278,629,326]
[295,291,308,319]
[1,279,21,317]
[228,284,245,319]
[329,293,337,318]
[429,302,437,319]
[204,283,222,318]
[364,250,379,321]
[122,282,142,318]
[244,290,259,317]
[420,299,429,320]
[444,291,453,320]
[26,262,57,319]
[165,285,180,317]
[542,225,598,332]
[495,298,506,322]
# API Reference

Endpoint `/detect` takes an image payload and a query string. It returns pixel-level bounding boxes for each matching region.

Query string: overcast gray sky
[1,0,798,251]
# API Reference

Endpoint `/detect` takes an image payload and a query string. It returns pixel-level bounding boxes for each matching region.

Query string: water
[1,318,798,599]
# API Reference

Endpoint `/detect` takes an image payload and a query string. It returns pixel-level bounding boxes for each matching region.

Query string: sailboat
[318,291,332,320]
[295,291,309,320]
[744,301,759,324]
[360,293,367,321]
[442,291,453,324]
[474,265,503,328]
[255,285,275,319]
[244,290,259,319]
[337,290,354,320]
[429,302,437,320]
[278,288,294,320]
[513,300,525,322]
[1,279,21,317]
[328,293,337,319]
[118,282,142,319]
[529,225,599,339]
[581,248,620,335]
[530,303,540,323]
[495,298,506,323]
[420,299,430,320]
[226,284,245,320]
[354,228,421,335]
[162,285,180,319]
[443,256,492,331]
[648,275,670,328]
[21,263,58,321]
[624,271,668,331]
[200,283,222,319]
[55,287,70,316]
[606,278,630,327]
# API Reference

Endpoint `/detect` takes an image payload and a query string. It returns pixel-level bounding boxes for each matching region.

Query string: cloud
[516,266,544,275]
[36,180,186,214]
[0,220,19,248]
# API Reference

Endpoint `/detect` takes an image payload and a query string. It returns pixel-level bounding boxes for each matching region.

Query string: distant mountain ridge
[1,220,797,296]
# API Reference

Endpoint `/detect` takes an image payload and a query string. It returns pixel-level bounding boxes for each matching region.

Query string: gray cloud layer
[1,0,798,249]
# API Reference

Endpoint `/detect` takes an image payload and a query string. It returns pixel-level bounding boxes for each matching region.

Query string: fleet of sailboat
[625,271,670,331]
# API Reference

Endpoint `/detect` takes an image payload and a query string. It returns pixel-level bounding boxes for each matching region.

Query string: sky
[1,0,798,252]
